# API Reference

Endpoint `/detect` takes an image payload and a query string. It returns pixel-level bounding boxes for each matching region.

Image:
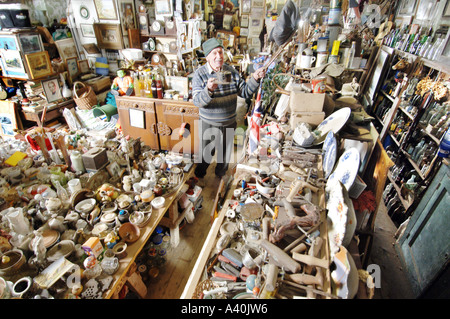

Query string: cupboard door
[116,97,160,150]
[398,164,450,297]
[155,101,199,155]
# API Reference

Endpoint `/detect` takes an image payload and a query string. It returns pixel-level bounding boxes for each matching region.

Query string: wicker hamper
[73,81,98,110]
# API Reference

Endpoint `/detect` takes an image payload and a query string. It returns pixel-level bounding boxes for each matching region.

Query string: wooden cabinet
[115,96,198,154]
[396,162,449,297]
[156,100,199,155]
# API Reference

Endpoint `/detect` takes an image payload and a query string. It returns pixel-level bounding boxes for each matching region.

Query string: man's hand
[253,67,266,81]
[207,77,218,92]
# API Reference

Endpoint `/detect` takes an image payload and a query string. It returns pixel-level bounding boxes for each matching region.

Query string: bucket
[92,104,118,121]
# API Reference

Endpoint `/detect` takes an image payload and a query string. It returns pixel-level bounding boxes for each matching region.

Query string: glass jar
[100,249,119,275]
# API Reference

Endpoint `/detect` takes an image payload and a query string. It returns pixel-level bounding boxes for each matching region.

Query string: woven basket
[73,81,97,110]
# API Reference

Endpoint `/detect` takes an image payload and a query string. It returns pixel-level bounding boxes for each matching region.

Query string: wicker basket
[73,81,97,110]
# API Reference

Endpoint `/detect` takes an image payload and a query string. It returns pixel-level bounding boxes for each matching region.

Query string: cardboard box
[82,147,108,171]
[82,237,103,257]
[289,91,335,116]
[86,76,112,93]
[290,111,325,129]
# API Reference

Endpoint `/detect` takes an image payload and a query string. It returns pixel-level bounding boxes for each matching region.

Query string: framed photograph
[241,15,249,28]
[82,43,100,54]
[0,101,19,137]
[78,59,90,74]
[106,161,125,177]
[398,0,417,15]
[251,0,264,8]
[241,0,251,13]
[223,14,233,30]
[216,31,236,48]
[415,0,433,20]
[444,0,450,17]
[94,23,124,50]
[80,24,96,38]
[42,77,63,103]
[120,0,136,34]
[155,0,172,16]
[66,57,79,80]
[18,34,43,54]
[0,50,28,79]
[55,38,78,62]
[94,0,117,20]
[25,51,53,79]
[0,36,18,50]
[367,48,391,104]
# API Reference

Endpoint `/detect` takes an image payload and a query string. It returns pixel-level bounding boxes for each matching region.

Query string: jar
[100,249,119,275]
[70,151,85,173]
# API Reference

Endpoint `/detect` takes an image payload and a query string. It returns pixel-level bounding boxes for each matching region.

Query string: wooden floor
[145,151,242,298]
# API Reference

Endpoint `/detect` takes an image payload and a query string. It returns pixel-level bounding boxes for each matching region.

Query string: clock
[150,20,165,36]
[138,13,149,36]
[164,17,177,36]
[169,41,177,53]
[151,53,165,66]
[147,38,156,51]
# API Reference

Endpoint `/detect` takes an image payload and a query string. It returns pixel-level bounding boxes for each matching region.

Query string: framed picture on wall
[444,0,450,17]
[25,51,53,79]
[42,77,63,103]
[398,0,417,15]
[94,0,117,20]
[80,24,96,38]
[94,23,124,50]
[155,0,172,16]
[120,0,136,34]
[0,101,19,137]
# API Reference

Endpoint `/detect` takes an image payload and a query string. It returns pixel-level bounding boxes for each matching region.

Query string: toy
[111,69,134,96]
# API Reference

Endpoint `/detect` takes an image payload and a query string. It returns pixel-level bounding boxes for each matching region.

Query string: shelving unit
[366,45,449,227]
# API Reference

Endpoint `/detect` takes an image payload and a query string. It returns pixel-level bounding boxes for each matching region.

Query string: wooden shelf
[401,149,425,180]
[398,106,415,120]
[381,90,395,103]
[387,172,413,210]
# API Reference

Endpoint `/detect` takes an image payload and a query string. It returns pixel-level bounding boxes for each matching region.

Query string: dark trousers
[194,119,237,178]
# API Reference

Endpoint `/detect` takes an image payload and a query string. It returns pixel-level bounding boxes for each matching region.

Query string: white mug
[300,55,316,68]
[316,52,328,67]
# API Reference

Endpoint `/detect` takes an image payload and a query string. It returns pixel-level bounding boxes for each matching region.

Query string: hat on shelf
[202,38,224,57]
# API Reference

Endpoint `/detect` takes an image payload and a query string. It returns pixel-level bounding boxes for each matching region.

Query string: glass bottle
[54,180,69,203]
[345,41,356,69]
[133,72,141,97]
[411,138,425,160]
[156,74,163,99]
[151,74,158,98]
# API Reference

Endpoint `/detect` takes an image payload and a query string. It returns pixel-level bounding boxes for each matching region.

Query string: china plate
[322,131,337,178]
[326,181,348,255]
[313,107,351,145]
[326,147,360,191]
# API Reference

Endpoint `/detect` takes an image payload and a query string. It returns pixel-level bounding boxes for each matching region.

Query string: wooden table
[104,165,195,299]
[22,99,76,126]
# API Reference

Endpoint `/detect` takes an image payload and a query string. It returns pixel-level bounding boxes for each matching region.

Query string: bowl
[151,197,165,209]
[46,240,75,262]
[119,223,140,243]
[75,198,97,214]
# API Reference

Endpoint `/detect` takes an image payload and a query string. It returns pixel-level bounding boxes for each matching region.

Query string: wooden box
[82,147,108,171]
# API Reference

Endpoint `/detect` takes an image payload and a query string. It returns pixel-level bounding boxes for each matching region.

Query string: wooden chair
[357,138,394,267]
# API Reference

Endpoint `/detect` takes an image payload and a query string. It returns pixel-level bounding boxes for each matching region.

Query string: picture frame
[55,38,78,62]
[0,50,28,79]
[94,23,124,50]
[367,48,391,105]
[444,0,450,17]
[398,0,417,16]
[18,34,43,54]
[0,101,19,137]
[216,31,236,49]
[241,15,249,28]
[78,59,90,74]
[25,51,53,79]
[66,57,79,80]
[106,161,125,177]
[94,0,118,20]
[155,0,173,16]
[42,77,63,103]
[415,0,433,20]
[120,0,136,34]
[0,36,18,50]
[80,24,96,38]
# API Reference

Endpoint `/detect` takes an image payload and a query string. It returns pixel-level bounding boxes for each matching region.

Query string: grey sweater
[192,63,260,126]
